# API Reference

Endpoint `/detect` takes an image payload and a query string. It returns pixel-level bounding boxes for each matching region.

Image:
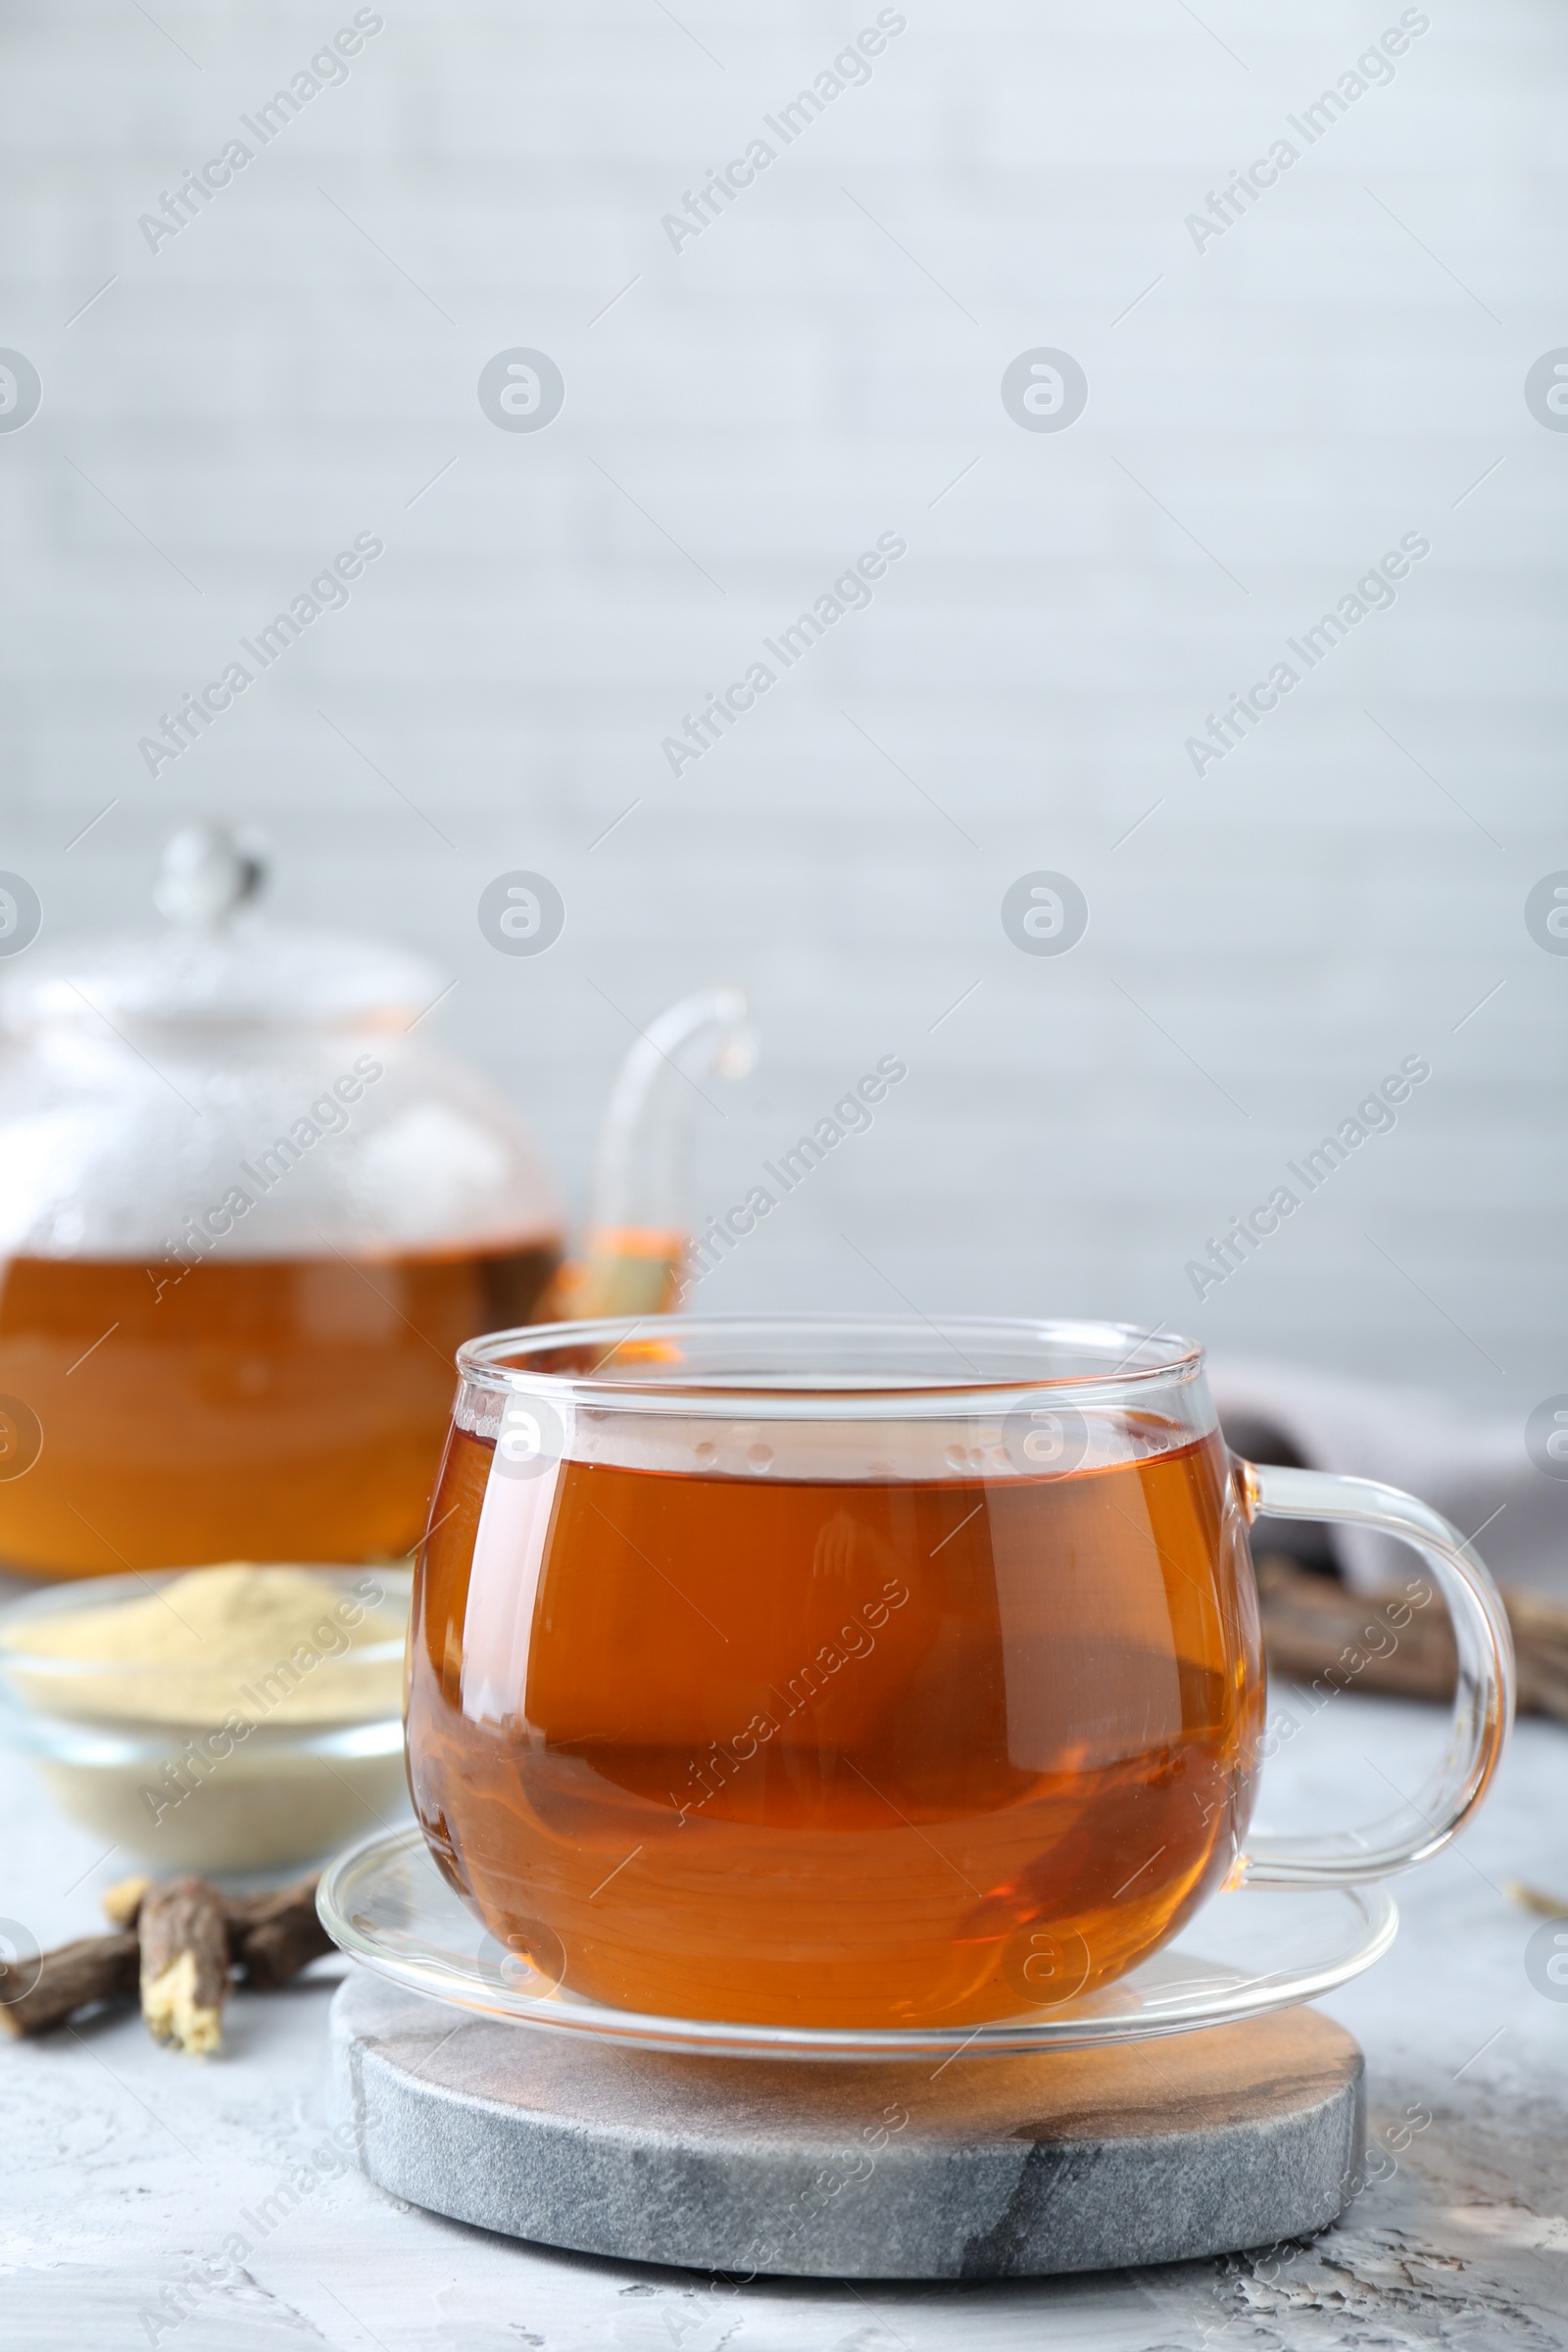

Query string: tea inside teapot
[0,830,750,1577]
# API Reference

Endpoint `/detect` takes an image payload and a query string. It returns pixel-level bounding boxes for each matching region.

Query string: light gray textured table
[4,1686,1567,2350]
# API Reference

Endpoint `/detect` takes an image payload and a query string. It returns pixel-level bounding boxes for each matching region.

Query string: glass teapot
[0,829,752,1578]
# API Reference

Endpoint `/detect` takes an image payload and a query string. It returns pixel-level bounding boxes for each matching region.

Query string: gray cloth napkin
[1209,1357,1566,1598]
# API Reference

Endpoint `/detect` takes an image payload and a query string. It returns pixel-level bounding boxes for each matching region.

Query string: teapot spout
[558,987,756,1320]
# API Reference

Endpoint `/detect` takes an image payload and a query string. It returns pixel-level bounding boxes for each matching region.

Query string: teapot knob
[154,826,269,929]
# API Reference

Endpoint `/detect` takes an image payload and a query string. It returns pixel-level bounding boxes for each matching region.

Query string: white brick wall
[1,0,1565,1421]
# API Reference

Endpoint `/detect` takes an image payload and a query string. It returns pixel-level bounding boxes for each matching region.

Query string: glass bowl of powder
[0,1562,410,1872]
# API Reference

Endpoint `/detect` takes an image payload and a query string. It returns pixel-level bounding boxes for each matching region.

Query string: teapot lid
[1,827,443,1032]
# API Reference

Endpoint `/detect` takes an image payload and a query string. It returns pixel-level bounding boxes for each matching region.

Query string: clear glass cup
[406,1315,1513,2034]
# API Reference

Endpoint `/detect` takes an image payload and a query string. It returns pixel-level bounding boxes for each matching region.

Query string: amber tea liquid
[408,1425,1264,2031]
[0,1242,561,1576]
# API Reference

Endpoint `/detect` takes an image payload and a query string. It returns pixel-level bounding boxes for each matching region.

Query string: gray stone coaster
[328,1968,1364,2280]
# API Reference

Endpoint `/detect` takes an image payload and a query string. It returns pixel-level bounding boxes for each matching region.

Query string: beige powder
[8,1562,407,1729]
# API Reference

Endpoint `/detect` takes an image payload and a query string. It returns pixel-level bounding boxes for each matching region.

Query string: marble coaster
[327,1969,1364,2280]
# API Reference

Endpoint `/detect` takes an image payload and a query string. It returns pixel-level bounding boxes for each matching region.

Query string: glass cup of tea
[406,1316,1512,2033]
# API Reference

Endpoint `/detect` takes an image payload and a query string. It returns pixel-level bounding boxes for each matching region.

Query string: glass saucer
[318,1829,1398,2061]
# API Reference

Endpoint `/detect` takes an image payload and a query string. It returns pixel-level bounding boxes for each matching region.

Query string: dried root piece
[1504,1878,1568,1920]
[1254,1554,1568,1725]
[1500,1587,1568,1724]
[101,1874,153,1932]
[138,1876,229,2056]
[0,1932,139,2038]
[226,1873,332,1989]
[3,1869,336,2047]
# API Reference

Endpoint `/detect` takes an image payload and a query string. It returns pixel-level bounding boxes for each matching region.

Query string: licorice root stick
[137,1876,230,2056]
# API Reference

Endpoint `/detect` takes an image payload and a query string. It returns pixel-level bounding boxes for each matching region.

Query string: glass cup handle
[1233,1460,1515,1887]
